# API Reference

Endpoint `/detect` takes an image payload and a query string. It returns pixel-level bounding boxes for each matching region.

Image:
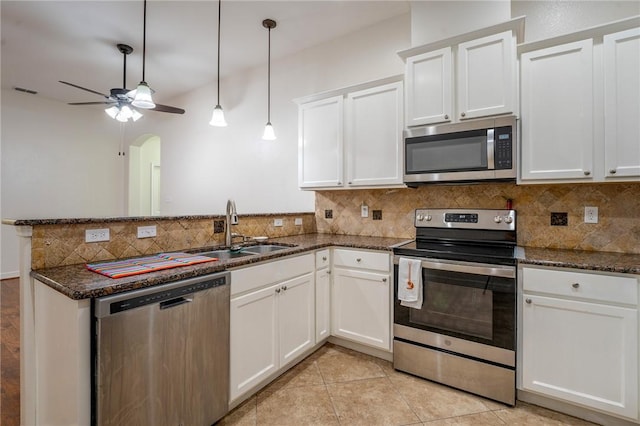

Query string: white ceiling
[1,0,410,108]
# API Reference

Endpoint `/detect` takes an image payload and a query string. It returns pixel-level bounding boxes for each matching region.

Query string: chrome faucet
[225,199,239,247]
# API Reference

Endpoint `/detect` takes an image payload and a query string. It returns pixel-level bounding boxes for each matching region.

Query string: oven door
[393,256,516,364]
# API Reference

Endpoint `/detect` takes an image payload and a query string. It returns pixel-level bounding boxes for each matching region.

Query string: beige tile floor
[218,343,597,426]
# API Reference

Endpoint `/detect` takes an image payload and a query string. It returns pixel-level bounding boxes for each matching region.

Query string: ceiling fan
[59,43,184,122]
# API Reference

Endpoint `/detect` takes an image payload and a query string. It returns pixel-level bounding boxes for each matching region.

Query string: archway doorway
[128,134,161,216]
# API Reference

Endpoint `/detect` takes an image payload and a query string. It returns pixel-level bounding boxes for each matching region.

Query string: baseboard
[518,389,639,426]
[1,271,19,280]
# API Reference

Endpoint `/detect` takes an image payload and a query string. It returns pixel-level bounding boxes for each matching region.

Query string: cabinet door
[520,40,594,181]
[332,268,390,350]
[522,295,638,419]
[405,47,452,126]
[346,81,403,187]
[298,96,344,188]
[278,273,315,368]
[315,268,331,342]
[604,27,640,180]
[457,31,515,120]
[229,284,278,402]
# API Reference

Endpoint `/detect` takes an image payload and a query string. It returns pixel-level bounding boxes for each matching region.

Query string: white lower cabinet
[520,266,639,421]
[331,249,391,351]
[315,249,331,342]
[229,255,315,403]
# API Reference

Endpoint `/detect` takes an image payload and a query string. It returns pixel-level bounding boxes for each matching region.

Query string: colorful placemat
[86,252,217,279]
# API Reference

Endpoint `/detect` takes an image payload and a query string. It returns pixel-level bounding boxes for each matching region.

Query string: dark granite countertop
[519,247,640,275]
[31,234,410,300]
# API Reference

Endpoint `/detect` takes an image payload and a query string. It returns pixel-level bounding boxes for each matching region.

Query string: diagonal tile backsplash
[315,182,640,254]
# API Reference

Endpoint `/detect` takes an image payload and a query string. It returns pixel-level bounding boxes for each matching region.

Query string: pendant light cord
[217,0,221,105]
[267,25,271,122]
[141,0,147,82]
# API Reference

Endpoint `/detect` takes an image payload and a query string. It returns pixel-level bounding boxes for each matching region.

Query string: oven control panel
[415,208,516,231]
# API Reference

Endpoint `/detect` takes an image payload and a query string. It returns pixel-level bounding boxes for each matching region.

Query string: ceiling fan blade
[59,81,110,98]
[68,101,116,106]
[151,104,185,114]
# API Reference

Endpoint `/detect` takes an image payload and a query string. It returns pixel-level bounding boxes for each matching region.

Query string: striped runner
[86,252,217,279]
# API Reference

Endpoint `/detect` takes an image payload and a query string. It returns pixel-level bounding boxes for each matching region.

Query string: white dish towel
[397,257,423,309]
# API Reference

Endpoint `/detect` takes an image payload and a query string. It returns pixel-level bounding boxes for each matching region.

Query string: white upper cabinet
[518,17,640,184]
[520,40,594,181]
[297,76,404,190]
[346,81,403,187]
[297,96,344,188]
[604,27,640,179]
[405,47,452,126]
[457,31,516,120]
[400,18,523,127]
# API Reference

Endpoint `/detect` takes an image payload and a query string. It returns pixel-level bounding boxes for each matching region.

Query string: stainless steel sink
[199,249,255,260]
[241,245,291,254]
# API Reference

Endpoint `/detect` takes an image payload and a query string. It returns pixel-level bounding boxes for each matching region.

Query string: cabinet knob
[337,182,342,185]
[356,258,362,263]
[348,182,352,184]
[282,285,288,291]
[327,270,331,274]
[275,288,281,294]
[572,282,580,289]
[609,169,617,174]
[382,278,387,282]
[460,112,466,117]
[444,114,449,120]
[322,256,327,261]
[525,298,532,304]
[583,170,591,176]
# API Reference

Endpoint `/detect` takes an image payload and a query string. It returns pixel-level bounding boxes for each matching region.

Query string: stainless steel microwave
[403,116,517,186]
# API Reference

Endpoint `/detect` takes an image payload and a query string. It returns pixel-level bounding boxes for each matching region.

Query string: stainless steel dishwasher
[93,272,230,426]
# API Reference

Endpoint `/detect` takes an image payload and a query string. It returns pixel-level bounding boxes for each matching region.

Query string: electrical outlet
[584,206,599,223]
[137,225,157,238]
[85,228,110,243]
[294,218,303,226]
[274,218,283,227]
[361,205,369,218]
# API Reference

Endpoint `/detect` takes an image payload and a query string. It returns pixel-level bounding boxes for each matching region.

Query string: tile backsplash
[315,182,640,254]
[31,213,315,269]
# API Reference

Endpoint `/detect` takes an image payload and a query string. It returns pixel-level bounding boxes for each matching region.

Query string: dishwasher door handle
[160,296,193,310]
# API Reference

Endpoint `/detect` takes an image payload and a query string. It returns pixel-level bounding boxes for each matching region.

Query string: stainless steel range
[393,208,517,405]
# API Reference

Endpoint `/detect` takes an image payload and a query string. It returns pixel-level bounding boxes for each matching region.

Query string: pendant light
[132,0,156,109]
[262,19,276,140]
[209,0,227,126]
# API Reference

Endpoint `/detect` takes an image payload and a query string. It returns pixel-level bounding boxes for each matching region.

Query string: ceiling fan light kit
[210,0,227,127]
[262,18,277,141]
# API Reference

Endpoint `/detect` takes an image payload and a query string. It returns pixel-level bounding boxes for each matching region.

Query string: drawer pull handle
[525,298,532,304]
[356,258,362,263]
[572,283,580,289]
[382,278,387,282]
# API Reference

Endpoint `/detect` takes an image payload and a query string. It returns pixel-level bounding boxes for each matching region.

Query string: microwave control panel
[494,126,512,170]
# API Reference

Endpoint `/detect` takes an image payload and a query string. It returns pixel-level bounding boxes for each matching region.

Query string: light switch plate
[294,218,303,226]
[361,205,369,218]
[274,218,283,227]
[85,228,110,243]
[137,225,157,238]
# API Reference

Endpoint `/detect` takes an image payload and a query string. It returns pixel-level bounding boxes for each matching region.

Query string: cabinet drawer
[231,254,314,296]
[332,249,390,272]
[316,250,330,269]
[523,267,638,305]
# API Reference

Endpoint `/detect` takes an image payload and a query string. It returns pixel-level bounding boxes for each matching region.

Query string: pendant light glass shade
[132,81,155,109]
[210,104,227,126]
[210,0,227,127]
[105,104,143,122]
[262,122,276,140]
[262,19,277,140]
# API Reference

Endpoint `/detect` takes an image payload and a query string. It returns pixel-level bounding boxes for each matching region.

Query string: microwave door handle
[487,128,495,170]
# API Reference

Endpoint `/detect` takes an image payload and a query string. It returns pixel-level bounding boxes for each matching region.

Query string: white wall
[513,0,640,42]
[0,12,411,276]
[136,12,411,216]
[411,0,512,45]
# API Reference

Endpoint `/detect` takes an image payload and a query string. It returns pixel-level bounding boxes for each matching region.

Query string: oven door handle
[394,256,515,279]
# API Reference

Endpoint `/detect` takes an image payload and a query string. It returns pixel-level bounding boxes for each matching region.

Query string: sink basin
[241,245,292,255]
[199,249,255,260]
